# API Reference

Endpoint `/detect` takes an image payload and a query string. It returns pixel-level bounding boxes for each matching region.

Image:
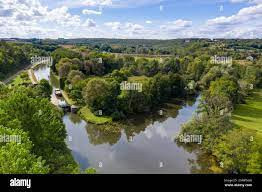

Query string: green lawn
[79,106,112,125]
[232,89,262,141]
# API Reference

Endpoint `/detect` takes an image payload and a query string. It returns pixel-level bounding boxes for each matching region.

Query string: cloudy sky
[0,0,261,39]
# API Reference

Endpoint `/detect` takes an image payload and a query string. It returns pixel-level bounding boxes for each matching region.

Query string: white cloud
[83,18,96,27]
[0,0,261,39]
[207,3,262,26]
[58,0,113,8]
[161,19,192,32]
[125,22,144,31]
[104,21,148,37]
[104,21,121,30]
[82,9,102,15]
[81,0,112,7]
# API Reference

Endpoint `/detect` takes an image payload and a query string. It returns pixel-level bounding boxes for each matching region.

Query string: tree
[68,70,84,84]
[82,78,117,114]
[0,126,49,174]
[0,87,78,173]
[213,129,261,173]
[33,79,52,99]
[208,77,239,103]
[58,62,71,78]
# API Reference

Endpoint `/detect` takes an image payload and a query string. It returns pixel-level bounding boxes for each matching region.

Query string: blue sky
[0,0,261,39]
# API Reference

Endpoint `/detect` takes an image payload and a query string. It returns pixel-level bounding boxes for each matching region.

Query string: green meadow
[233,89,262,142]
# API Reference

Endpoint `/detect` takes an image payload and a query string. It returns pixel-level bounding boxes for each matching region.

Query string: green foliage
[0,87,78,173]
[67,70,85,84]
[182,114,233,152]
[51,48,82,67]
[82,78,119,115]
[207,77,239,104]
[33,79,52,99]
[213,129,261,173]
[85,167,97,174]
[0,42,46,80]
[0,126,49,174]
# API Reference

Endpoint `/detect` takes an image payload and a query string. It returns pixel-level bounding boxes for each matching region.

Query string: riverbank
[28,69,38,85]
[78,106,112,125]
[233,89,262,142]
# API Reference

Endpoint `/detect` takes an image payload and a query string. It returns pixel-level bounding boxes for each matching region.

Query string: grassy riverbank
[62,90,76,105]
[232,89,262,142]
[79,106,112,125]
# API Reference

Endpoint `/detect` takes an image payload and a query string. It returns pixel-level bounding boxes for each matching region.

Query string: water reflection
[65,97,201,173]
[86,123,122,146]
[34,64,217,174]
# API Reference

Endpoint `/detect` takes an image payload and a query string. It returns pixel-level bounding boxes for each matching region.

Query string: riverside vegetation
[0,39,261,173]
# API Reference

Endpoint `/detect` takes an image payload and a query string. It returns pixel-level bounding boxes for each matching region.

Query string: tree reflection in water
[175,128,224,173]
[86,123,122,146]
[84,98,185,146]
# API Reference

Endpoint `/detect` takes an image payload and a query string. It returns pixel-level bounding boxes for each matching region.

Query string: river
[33,64,213,174]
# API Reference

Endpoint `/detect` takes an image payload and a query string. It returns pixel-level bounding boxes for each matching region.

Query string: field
[233,89,262,142]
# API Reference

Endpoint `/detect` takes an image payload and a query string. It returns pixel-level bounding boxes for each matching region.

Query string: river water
[34,65,211,174]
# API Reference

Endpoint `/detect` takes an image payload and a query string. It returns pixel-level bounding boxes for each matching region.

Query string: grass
[61,91,76,105]
[232,89,262,142]
[79,106,112,125]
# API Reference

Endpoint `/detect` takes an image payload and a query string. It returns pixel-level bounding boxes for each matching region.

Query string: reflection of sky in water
[33,65,50,81]
[65,97,200,174]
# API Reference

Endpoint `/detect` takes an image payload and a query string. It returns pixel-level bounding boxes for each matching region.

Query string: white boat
[54,88,62,96]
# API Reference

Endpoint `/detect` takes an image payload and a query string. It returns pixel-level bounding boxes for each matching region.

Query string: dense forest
[0,41,48,80]
[0,38,261,174]
[10,38,262,55]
